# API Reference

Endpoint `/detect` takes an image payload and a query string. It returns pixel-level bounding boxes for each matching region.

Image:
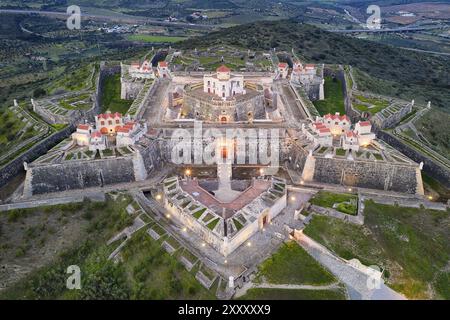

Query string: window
[335,122,338,125]
[207,80,210,86]
[108,120,112,125]
[101,121,105,126]
[222,92,225,98]
[222,85,225,90]
[116,120,120,124]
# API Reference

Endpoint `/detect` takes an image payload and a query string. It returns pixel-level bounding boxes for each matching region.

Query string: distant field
[127,34,187,43]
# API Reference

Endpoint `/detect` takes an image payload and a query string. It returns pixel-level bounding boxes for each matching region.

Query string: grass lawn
[304,201,450,299]
[101,74,132,114]
[127,34,187,43]
[121,230,214,299]
[238,288,346,300]
[257,241,336,285]
[313,76,345,116]
[353,95,389,115]
[335,148,346,156]
[310,191,358,215]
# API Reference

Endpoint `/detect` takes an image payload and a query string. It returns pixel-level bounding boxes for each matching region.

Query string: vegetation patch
[304,201,450,299]
[257,241,336,285]
[310,191,357,215]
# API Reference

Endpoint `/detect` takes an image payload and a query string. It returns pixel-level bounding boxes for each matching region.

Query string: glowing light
[247,242,252,247]
[224,260,228,264]
[259,168,264,175]
[348,188,352,192]
[290,196,296,201]
[428,196,433,200]
[182,227,187,232]
[156,194,162,200]
[202,242,206,247]
[185,169,191,176]
[300,180,304,185]
[166,214,171,218]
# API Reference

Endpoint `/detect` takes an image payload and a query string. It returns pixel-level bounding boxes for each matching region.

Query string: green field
[257,241,336,285]
[313,76,345,115]
[101,74,133,114]
[239,287,346,300]
[310,191,358,215]
[304,201,450,299]
[127,35,187,43]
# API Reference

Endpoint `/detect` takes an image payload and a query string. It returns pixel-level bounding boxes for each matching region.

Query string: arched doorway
[220,116,228,123]
[221,146,228,159]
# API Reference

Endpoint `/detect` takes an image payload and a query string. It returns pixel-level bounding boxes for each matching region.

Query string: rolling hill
[177,19,450,111]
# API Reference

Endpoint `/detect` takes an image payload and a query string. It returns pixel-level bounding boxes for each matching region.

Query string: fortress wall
[0,125,75,190]
[235,95,266,121]
[284,144,308,173]
[378,130,450,188]
[312,157,419,194]
[165,200,226,254]
[27,156,136,195]
[135,140,164,174]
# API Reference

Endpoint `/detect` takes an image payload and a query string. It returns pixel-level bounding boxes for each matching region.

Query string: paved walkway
[234,281,341,298]
[296,234,406,300]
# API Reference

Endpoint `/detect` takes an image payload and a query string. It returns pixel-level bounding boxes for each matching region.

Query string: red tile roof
[319,128,331,133]
[358,121,371,127]
[324,113,349,122]
[91,131,102,138]
[305,64,315,68]
[158,61,168,67]
[77,124,90,130]
[98,112,122,119]
[278,62,288,68]
[217,65,230,73]
[116,127,130,133]
[346,131,357,138]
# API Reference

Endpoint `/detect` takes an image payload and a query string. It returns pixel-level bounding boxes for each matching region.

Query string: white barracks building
[203,65,245,100]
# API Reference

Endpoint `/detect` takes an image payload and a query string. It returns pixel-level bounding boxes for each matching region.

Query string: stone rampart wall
[27,156,136,195]
[312,157,419,194]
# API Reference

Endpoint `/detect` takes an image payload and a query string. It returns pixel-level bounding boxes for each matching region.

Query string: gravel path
[297,234,406,300]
